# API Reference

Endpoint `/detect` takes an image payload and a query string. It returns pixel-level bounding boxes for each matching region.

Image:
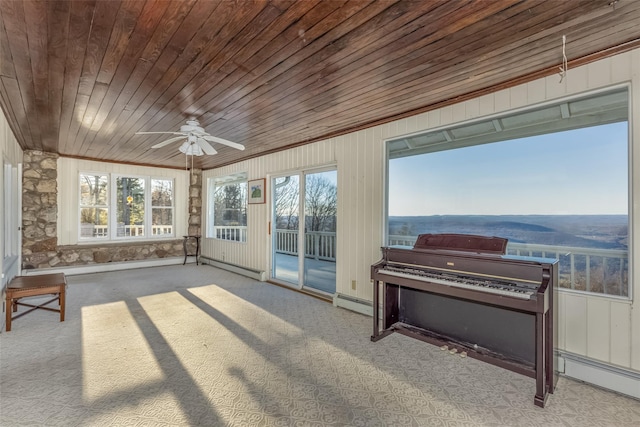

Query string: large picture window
[79,173,174,241]
[207,173,247,242]
[386,88,629,298]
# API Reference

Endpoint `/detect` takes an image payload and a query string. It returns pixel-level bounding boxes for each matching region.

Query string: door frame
[268,164,337,292]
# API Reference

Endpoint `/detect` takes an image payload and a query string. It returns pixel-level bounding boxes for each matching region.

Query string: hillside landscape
[388,215,628,250]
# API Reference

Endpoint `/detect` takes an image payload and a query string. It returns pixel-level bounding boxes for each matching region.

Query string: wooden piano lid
[413,233,508,255]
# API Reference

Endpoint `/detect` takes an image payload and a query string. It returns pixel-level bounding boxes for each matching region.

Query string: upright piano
[371,233,558,407]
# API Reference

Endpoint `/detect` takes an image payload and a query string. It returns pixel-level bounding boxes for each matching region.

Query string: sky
[388,122,628,216]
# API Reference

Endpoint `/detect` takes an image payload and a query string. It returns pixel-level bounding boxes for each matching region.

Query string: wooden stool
[5,273,67,332]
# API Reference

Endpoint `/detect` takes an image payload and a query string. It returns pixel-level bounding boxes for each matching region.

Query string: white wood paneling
[1,107,23,331]
[201,48,640,374]
[586,297,611,361]
[610,301,632,368]
[564,294,588,355]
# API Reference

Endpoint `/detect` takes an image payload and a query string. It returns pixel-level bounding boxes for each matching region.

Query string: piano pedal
[459,351,467,358]
[449,348,458,355]
[440,345,448,351]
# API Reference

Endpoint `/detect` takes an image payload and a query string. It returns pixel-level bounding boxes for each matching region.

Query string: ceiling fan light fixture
[179,140,204,156]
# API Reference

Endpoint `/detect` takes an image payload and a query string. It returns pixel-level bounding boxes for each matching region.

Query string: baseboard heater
[333,293,373,316]
[558,350,640,399]
[200,256,267,281]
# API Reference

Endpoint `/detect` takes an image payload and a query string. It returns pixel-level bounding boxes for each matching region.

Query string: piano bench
[5,273,67,332]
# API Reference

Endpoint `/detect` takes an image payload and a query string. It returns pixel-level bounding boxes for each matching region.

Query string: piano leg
[534,311,548,407]
[371,279,380,341]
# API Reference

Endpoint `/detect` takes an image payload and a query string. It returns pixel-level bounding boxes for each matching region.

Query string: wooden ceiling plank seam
[210,0,507,139]
[141,2,358,154]
[94,0,147,86]
[183,0,387,126]
[157,0,292,140]
[120,0,332,155]
[58,0,96,154]
[2,0,639,169]
[122,0,274,145]
[185,35,640,171]
[204,24,640,171]
[0,76,28,144]
[217,1,606,141]
[104,1,279,161]
[0,8,15,79]
[89,1,214,160]
[97,0,248,155]
[214,0,604,140]
[201,0,488,138]
[158,3,410,147]
[65,0,122,155]
[87,0,199,160]
[45,0,71,154]
[1,0,41,149]
[72,0,151,154]
[23,0,49,145]
[119,1,314,162]
[268,27,637,141]
[76,0,173,156]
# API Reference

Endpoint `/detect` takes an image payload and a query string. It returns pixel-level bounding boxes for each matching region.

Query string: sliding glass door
[272,168,337,294]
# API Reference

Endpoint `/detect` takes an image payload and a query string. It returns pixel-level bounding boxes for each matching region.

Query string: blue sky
[388,122,628,216]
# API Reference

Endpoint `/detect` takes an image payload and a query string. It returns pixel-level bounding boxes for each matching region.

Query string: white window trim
[78,172,175,242]
[207,172,248,243]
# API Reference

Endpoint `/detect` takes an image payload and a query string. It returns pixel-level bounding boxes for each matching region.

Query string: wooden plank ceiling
[1,0,639,170]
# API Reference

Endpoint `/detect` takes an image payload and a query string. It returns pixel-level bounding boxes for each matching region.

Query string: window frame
[78,172,175,242]
[207,173,248,243]
[384,86,632,300]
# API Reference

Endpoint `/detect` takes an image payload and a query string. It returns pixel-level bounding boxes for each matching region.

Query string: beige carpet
[1,265,638,426]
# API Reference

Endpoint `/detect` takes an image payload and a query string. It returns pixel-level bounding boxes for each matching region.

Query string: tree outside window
[80,174,108,238]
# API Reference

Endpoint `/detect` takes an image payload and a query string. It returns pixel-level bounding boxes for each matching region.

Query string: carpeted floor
[1,265,639,426]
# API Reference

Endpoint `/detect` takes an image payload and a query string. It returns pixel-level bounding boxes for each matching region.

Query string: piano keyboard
[378,266,536,300]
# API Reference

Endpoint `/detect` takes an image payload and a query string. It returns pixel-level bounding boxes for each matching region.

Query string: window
[386,88,629,298]
[116,176,145,237]
[79,173,174,241]
[207,173,247,242]
[151,179,173,236]
[80,174,108,238]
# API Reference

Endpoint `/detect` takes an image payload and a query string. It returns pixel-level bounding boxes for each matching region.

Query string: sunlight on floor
[81,301,167,403]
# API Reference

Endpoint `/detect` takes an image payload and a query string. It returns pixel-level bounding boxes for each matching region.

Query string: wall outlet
[351,279,356,290]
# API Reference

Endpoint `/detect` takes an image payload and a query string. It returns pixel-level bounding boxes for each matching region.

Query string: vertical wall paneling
[200,48,639,373]
[587,56,612,89]
[564,294,588,355]
[1,106,23,331]
[526,78,547,105]
[610,301,632,368]
[586,297,612,362]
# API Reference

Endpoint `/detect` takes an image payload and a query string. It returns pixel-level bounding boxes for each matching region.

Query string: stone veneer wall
[188,169,202,236]
[21,150,193,270]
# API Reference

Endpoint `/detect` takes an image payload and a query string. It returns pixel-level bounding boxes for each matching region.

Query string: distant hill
[388,215,628,250]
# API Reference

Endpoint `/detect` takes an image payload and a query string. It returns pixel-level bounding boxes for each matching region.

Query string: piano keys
[371,234,558,408]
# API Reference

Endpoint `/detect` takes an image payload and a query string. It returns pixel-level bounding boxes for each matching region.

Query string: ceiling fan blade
[202,135,245,151]
[197,138,217,155]
[151,136,186,149]
[135,131,185,135]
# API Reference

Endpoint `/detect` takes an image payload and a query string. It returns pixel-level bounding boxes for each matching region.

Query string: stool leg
[60,288,66,322]
[6,296,12,332]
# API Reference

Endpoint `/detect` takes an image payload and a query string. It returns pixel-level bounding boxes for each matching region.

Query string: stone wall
[188,169,202,236]
[22,150,59,267]
[21,150,195,270]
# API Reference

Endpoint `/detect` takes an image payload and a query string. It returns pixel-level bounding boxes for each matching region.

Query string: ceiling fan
[136,119,245,156]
